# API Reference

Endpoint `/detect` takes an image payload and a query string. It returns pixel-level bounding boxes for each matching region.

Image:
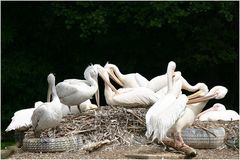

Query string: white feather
[5,101,43,132]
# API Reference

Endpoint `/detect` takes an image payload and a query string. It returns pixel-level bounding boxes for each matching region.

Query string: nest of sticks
[24,106,239,149]
[25,106,148,146]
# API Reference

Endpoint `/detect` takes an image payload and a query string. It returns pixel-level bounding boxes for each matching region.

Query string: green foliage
[53,2,108,38]
[1,141,15,149]
[49,2,238,66]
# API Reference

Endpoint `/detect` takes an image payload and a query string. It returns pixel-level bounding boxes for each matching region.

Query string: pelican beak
[47,84,51,102]
[107,69,124,87]
[98,69,118,93]
[187,90,205,100]
[95,87,100,107]
[187,93,217,104]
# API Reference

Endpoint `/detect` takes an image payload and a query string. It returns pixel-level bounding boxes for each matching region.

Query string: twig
[194,125,217,137]
[65,128,96,136]
[126,109,146,126]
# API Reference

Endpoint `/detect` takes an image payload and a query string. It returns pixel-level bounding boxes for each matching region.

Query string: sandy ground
[8,143,239,159]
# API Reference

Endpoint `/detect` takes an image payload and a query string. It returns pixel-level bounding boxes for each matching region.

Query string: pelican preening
[145,61,188,142]
[104,62,149,88]
[197,103,240,121]
[56,65,100,112]
[167,85,228,147]
[31,73,63,137]
[97,65,160,108]
[145,61,229,148]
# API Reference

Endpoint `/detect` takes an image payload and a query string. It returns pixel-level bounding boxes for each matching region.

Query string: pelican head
[196,103,226,119]
[97,65,118,93]
[187,85,227,104]
[208,86,228,99]
[84,65,98,80]
[47,73,56,102]
[167,61,176,73]
[211,103,226,111]
[187,83,209,100]
[166,61,176,93]
[47,73,55,85]
[104,63,124,86]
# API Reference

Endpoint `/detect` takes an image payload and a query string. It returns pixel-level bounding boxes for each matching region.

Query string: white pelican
[197,103,240,121]
[5,101,43,132]
[31,73,62,137]
[168,86,228,147]
[97,65,160,108]
[104,62,149,88]
[56,65,100,112]
[145,61,188,142]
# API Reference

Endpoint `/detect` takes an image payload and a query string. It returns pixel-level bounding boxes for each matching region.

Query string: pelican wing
[56,81,90,99]
[63,79,89,85]
[31,105,47,131]
[56,81,96,106]
[148,74,167,92]
[152,94,187,141]
[146,94,187,141]
[5,108,35,132]
[145,94,176,139]
[135,73,149,87]
[113,88,159,107]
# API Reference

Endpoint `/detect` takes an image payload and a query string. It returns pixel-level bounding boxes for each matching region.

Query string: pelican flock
[5,60,235,155]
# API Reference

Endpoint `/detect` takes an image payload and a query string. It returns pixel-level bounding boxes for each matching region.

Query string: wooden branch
[83,139,112,152]
[162,138,197,158]
[125,153,185,159]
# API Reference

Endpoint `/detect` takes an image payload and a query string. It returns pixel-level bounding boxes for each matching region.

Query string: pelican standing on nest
[197,103,239,121]
[145,61,188,142]
[168,85,228,147]
[31,73,62,138]
[97,65,160,108]
[56,65,100,112]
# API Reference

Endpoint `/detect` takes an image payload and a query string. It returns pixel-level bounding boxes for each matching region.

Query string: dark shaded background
[1,2,239,138]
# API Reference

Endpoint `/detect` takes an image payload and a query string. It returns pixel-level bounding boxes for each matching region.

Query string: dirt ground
[8,143,239,159]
